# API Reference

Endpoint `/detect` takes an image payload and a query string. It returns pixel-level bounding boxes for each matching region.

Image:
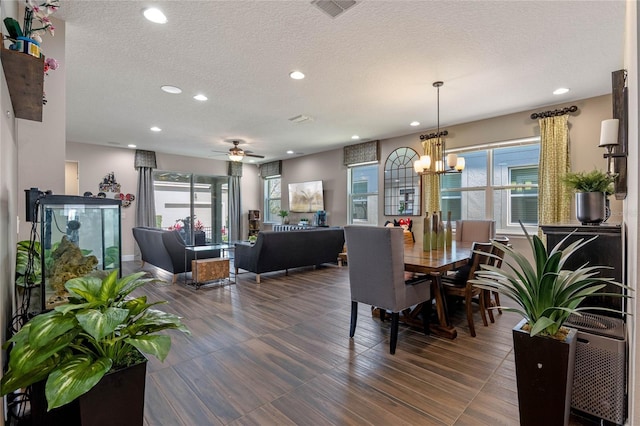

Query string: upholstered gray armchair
[344,226,431,354]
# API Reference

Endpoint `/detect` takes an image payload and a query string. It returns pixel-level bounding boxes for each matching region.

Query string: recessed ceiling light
[553,87,570,95]
[150,126,161,132]
[289,71,305,80]
[128,144,137,148]
[143,8,167,24]
[351,135,360,140]
[286,150,294,154]
[410,121,420,127]
[193,94,208,101]
[161,85,182,94]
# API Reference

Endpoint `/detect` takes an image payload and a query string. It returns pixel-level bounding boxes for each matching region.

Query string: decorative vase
[445,211,452,248]
[430,212,438,251]
[512,319,577,426]
[283,216,289,224]
[423,214,431,251]
[437,210,445,249]
[576,192,606,225]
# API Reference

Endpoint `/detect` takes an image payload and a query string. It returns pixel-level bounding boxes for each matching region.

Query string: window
[440,138,540,232]
[153,172,228,244]
[264,177,281,223]
[348,163,378,225]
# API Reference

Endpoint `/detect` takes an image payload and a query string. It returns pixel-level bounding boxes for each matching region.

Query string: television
[288,180,324,213]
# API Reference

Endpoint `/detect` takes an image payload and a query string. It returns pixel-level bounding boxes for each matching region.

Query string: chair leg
[479,291,488,327]
[485,290,495,323]
[465,292,476,337]
[494,291,503,314]
[390,312,399,354]
[421,301,431,335]
[350,301,358,338]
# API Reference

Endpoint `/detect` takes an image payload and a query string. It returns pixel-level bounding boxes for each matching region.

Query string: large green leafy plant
[472,224,628,338]
[1,270,189,410]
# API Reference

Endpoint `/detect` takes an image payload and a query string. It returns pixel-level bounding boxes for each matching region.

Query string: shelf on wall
[1,45,44,122]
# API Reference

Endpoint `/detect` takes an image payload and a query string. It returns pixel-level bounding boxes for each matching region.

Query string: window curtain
[228,162,242,242]
[344,140,379,165]
[134,150,157,227]
[422,138,441,214]
[259,160,282,178]
[538,115,571,231]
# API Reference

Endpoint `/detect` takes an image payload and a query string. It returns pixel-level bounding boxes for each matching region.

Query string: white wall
[16,15,66,242]
[625,0,639,422]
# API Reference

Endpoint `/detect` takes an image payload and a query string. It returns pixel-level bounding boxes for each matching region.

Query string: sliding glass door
[153,171,229,245]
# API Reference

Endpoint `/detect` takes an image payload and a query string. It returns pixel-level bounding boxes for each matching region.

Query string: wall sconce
[599,118,623,175]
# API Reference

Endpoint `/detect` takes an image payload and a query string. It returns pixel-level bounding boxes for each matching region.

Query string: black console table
[540,224,626,319]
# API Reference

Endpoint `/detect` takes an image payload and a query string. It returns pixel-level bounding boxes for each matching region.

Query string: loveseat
[132,227,220,283]
[234,228,345,283]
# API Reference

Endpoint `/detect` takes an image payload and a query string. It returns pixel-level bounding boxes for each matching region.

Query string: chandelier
[414,81,465,175]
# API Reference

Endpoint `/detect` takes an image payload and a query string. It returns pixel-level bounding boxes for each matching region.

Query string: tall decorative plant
[1,270,189,410]
[471,223,628,338]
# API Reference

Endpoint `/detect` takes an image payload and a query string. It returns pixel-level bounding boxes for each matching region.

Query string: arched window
[384,147,421,216]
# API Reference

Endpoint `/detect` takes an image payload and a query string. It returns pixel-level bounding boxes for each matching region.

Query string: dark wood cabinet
[541,224,626,319]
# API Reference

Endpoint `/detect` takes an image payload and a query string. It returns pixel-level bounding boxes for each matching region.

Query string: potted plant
[471,223,628,426]
[278,209,289,224]
[1,270,190,424]
[562,169,615,225]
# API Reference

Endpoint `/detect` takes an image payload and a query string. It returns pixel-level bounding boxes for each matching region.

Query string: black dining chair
[441,241,493,337]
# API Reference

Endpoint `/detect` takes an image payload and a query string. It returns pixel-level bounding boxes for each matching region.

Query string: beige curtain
[538,115,571,231]
[422,137,441,214]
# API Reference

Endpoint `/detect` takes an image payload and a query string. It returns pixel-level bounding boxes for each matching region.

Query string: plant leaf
[45,355,112,410]
[97,269,119,302]
[529,316,557,337]
[65,276,105,302]
[76,308,129,341]
[27,310,77,349]
[125,335,171,362]
[1,350,65,395]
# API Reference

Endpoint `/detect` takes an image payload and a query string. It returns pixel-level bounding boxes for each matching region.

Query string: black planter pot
[29,359,147,426]
[512,319,577,426]
[575,192,606,225]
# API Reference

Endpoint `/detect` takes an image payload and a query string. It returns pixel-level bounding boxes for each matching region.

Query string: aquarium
[39,195,121,311]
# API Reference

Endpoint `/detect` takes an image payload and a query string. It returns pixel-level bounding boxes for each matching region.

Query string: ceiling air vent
[311,0,357,18]
[288,114,313,123]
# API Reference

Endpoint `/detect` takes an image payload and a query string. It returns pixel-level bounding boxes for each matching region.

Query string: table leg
[429,272,457,339]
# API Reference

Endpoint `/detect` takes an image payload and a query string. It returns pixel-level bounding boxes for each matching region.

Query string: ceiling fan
[217,140,265,162]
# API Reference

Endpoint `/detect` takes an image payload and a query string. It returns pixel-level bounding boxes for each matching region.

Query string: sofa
[132,227,220,283]
[234,228,345,283]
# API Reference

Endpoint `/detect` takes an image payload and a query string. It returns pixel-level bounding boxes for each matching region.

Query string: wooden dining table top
[403,241,474,274]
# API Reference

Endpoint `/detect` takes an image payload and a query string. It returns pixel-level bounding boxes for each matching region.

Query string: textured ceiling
[56,0,626,163]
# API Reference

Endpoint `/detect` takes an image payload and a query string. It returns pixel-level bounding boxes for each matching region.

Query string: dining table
[403,241,474,339]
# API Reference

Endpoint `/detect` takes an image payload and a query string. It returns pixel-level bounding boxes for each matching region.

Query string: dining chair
[455,220,496,243]
[441,241,493,337]
[485,236,510,322]
[344,226,432,354]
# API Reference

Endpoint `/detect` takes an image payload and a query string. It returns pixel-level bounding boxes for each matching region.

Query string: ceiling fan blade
[245,153,265,158]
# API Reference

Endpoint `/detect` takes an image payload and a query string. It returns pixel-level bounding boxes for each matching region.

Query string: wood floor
[124,261,601,426]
